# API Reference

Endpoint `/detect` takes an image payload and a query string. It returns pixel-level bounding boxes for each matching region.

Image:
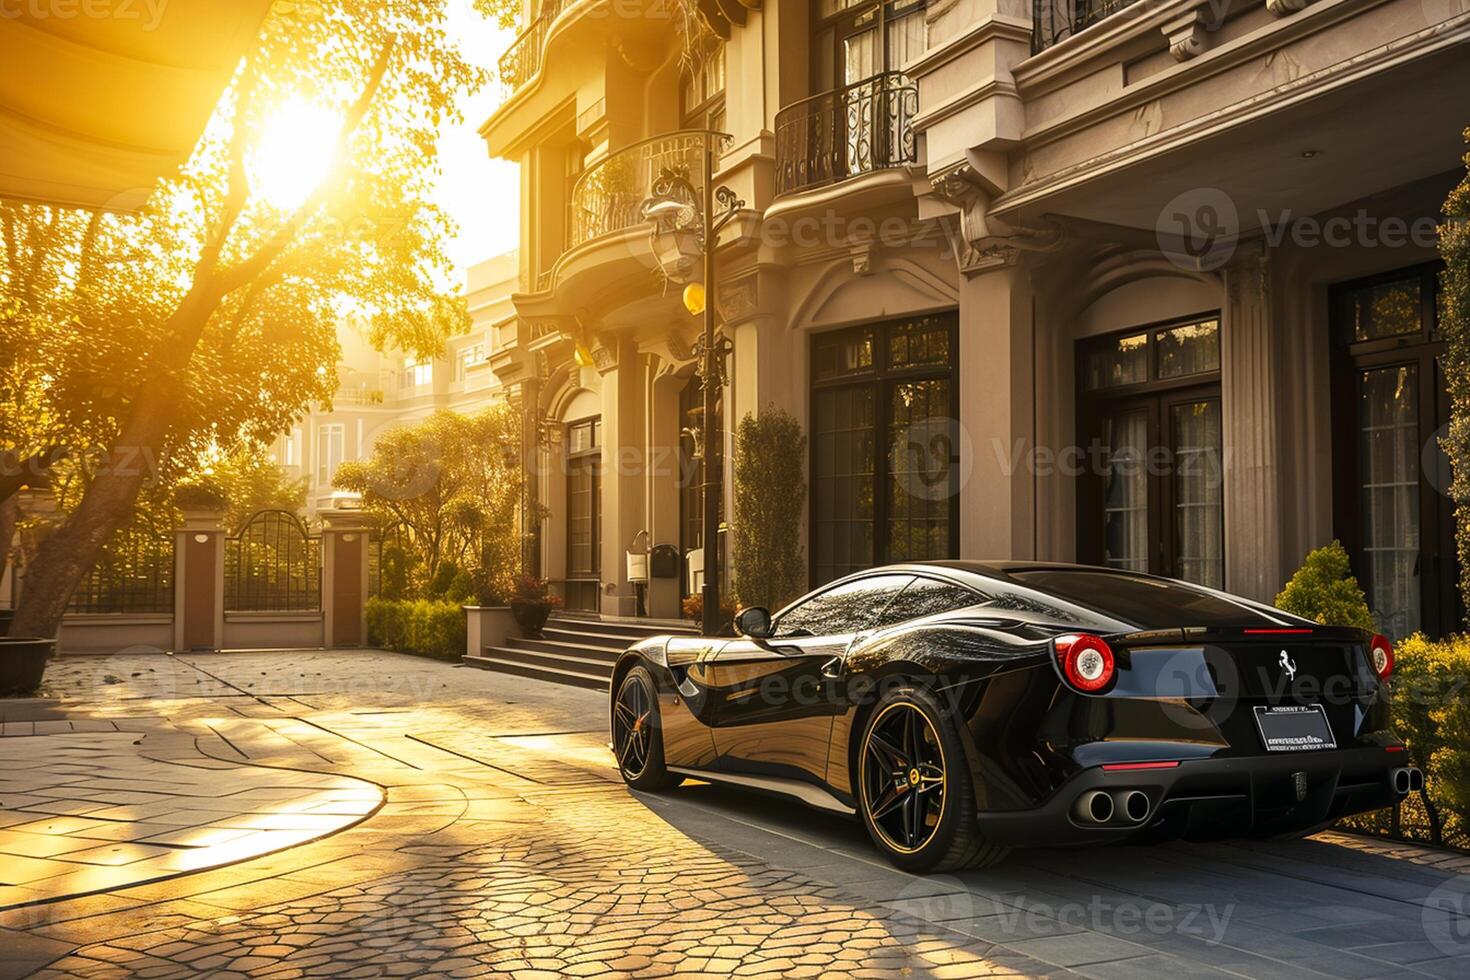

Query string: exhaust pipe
[1116,789,1152,825]
[1073,789,1114,825]
[1392,767,1423,794]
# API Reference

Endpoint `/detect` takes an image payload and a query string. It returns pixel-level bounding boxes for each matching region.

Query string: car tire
[612,666,681,792]
[856,683,1009,873]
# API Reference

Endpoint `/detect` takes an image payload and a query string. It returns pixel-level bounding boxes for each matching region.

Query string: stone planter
[510,600,553,639]
[0,636,54,696]
[464,606,518,657]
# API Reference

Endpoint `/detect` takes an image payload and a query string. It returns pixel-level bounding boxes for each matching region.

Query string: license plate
[1253,704,1336,752]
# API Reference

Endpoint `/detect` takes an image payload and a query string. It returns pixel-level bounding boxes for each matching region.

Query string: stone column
[321,509,372,648]
[957,262,1036,560]
[1221,240,1284,602]
[174,508,225,653]
[595,339,649,617]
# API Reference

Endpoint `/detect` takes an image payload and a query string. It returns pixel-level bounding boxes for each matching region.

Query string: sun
[248,98,343,211]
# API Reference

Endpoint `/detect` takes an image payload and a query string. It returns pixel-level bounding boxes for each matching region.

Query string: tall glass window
[1332,265,1456,639]
[811,314,957,586]
[1077,317,1223,588]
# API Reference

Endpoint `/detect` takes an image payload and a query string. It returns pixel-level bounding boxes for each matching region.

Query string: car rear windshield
[1005,569,1290,629]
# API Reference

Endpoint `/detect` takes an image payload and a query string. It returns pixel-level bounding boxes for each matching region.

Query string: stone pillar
[174,508,225,653]
[957,263,1035,560]
[646,369,686,620]
[321,509,372,648]
[596,340,649,617]
[1221,240,1284,602]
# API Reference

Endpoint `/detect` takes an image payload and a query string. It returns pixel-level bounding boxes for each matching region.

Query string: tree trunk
[0,496,16,631]
[6,283,220,639]
[6,402,171,638]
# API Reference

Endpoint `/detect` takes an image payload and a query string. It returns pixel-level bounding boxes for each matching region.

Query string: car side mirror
[735,606,773,639]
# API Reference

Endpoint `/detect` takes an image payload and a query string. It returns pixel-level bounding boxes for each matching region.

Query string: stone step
[548,615,698,641]
[462,650,610,692]
[507,635,623,663]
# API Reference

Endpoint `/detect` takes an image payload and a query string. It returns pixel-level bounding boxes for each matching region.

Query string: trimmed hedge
[365,597,466,661]
[1340,633,1470,850]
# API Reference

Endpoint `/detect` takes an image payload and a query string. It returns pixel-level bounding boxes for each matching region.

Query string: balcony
[498,0,568,95]
[569,130,729,250]
[1031,0,1140,53]
[773,71,919,198]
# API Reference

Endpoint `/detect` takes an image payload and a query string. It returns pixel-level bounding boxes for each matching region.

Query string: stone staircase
[462,614,699,691]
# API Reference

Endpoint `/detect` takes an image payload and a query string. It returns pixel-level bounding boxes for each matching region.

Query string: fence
[225,510,322,612]
[68,526,174,614]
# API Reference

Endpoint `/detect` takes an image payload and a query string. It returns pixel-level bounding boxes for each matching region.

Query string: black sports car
[608,561,1417,872]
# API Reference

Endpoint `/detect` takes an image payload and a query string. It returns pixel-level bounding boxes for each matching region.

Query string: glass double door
[1080,388,1225,589]
[1332,265,1458,638]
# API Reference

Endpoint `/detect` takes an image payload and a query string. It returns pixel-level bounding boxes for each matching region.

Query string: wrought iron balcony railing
[569,130,729,250]
[498,0,568,94]
[774,71,919,198]
[1032,0,1140,53]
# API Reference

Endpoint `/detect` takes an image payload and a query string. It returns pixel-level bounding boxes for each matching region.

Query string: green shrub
[731,408,807,611]
[1275,540,1375,631]
[365,597,466,661]
[1335,633,1470,849]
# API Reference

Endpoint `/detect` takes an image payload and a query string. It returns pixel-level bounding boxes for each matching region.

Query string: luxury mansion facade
[477,0,1469,636]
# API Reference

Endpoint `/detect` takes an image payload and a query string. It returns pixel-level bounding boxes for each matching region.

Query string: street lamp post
[643,135,743,636]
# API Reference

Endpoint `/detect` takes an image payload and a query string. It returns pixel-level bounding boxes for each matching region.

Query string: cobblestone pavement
[0,650,1467,979]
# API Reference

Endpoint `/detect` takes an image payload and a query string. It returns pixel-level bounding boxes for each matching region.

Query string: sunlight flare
[248,98,342,211]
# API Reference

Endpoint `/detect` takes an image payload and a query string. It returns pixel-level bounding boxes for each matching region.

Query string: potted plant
[510,575,562,638]
[0,635,54,696]
[174,479,229,520]
[463,570,518,656]
[681,593,737,635]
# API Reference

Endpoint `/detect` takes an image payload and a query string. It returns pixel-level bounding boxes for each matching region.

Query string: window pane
[1348,278,1422,341]
[1007,569,1286,629]
[886,379,952,562]
[885,10,926,69]
[843,27,878,84]
[777,574,911,637]
[1086,332,1148,389]
[1156,319,1220,379]
[873,578,981,628]
[1172,400,1224,589]
[1359,365,1421,637]
[813,327,875,382]
[889,316,950,369]
[1102,411,1148,573]
[812,386,875,585]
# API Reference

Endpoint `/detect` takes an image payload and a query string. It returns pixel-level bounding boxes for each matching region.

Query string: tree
[1441,128,1470,612]
[1275,540,1376,631]
[1,1,483,637]
[333,407,523,598]
[205,445,308,532]
[730,408,807,610]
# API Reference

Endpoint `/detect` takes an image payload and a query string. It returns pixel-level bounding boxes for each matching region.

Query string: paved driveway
[0,650,1467,979]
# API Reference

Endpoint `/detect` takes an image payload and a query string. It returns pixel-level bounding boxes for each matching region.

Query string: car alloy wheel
[613,672,654,779]
[860,701,947,854]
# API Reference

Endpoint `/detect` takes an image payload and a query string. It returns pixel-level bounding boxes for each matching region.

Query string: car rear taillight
[1370,634,1394,681]
[1056,634,1116,693]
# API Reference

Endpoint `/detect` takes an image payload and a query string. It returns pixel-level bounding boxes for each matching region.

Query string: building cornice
[993,12,1470,218]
